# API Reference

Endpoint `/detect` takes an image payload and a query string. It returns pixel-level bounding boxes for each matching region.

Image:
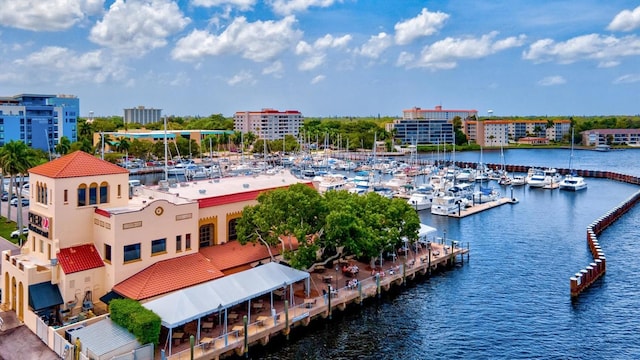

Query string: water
[243,149,640,359]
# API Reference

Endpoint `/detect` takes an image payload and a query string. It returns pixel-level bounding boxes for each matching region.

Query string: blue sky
[1,1,639,118]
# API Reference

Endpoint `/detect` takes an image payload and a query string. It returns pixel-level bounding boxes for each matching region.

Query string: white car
[10,227,28,238]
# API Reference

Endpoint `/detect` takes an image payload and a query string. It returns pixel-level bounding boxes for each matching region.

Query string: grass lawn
[0,216,21,245]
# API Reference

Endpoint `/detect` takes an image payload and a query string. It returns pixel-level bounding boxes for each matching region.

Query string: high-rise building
[0,93,79,150]
[124,106,162,126]
[233,108,303,140]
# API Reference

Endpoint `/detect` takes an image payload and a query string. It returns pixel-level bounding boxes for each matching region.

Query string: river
[242,149,640,359]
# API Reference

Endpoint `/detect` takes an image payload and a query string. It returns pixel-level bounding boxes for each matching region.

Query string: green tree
[55,136,72,155]
[0,141,38,233]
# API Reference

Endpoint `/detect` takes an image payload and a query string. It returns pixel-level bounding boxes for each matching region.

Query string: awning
[99,290,124,305]
[28,282,63,311]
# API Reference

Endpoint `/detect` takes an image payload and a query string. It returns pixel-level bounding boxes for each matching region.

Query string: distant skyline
[1,1,639,118]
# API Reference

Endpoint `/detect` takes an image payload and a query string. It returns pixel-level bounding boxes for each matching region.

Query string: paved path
[0,311,59,360]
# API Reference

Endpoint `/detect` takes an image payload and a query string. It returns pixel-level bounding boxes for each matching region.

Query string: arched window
[228,218,238,241]
[99,182,108,204]
[77,184,87,206]
[89,183,98,205]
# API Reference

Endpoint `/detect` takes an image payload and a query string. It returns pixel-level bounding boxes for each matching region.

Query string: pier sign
[28,211,52,239]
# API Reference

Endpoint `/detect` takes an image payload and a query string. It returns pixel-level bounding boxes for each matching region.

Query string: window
[124,243,141,262]
[89,183,98,205]
[176,235,182,252]
[104,244,112,262]
[64,189,68,203]
[117,184,121,198]
[99,182,108,204]
[77,184,87,206]
[228,218,238,241]
[185,234,191,250]
[199,224,213,248]
[151,239,166,255]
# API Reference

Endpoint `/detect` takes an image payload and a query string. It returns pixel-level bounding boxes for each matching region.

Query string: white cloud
[172,16,302,62]
[394,8,449,45]
[537,76,566,86]
[0,0,102,31]
[262,61,284,77]
[406,31,526,69]
[295,34,351,70]
[227,70,256,85]
[598,60,620,68]
[608,6,640,32]
[356,32,393,59]
[90,0,190,57]
[613,74,640,84]
[192,0,256,11]
[268,0,342,16]
[11,46,127,85]
[311,74,325,84]
[523,34,640,64]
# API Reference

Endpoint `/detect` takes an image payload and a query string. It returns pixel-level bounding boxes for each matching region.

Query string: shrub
[110,298,161,345]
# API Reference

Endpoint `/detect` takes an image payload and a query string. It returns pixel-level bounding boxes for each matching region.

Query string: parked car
[10,227,28,238]
[10,197,29,207]
[1,192,17,202]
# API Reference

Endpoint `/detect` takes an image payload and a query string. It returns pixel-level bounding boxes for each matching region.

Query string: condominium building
[390,105,477,145]
[464,118,571,146]
[233,108,303,140]
[0,93,79,150]
[581,129,640,146]
[124,106,162,126]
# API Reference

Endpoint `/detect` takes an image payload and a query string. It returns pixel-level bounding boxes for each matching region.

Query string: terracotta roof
[58,244,105,274]
[29,151,129,178]
[197,182,315,208]
[112,253,224,301]
[199,240,295,271]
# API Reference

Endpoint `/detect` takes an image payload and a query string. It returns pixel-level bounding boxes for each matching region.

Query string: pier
[449,197,517,218]
[163,241,468,360]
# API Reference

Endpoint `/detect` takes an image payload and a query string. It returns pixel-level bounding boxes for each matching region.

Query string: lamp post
[335,265,339,290]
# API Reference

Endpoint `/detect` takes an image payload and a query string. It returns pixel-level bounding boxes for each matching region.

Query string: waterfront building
[233,108,304,140]
[581,128,640,147]
[1,151,311,334]
[388,106,477,145]
[0,93,79,150]
[124,106,162,126]
[464,118,571,146]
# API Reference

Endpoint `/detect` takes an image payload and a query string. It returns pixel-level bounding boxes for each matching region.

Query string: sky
[1,1,640,118]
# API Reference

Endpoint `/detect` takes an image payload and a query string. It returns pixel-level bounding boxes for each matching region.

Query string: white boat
[431,191,467,216]
[455,168,475,182]
[526,170,550,188]
[511,175,526,186]
[407,185,435,211]
[559,128,587,191]
[472,187,500,204]
[317,173,348,193]
[558,174,587,191]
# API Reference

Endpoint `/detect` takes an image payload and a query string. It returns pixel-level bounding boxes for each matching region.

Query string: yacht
[526,170,550,188]
[472,187,500,204]
[407,185,435,211]
[511,175,526,186]
[558,174,587,191]
[431,191,467,216]
[317,173,348,193]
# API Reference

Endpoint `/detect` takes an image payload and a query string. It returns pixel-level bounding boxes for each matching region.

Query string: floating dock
[449,197,517,218]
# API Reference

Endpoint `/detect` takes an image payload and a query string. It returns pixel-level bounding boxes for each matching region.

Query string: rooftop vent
[243,183,250,189]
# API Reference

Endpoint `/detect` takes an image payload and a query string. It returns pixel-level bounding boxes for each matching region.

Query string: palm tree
[55,136,72,155]
[0,141,37,236]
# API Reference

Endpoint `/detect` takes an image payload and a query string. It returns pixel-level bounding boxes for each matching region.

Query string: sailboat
[559,128,587,191]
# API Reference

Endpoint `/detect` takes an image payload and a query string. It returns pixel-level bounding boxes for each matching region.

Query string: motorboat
[317,173,348,193]
[472,187,500,204]
[511,175,526,186]
[431,191,467,216]
[407,185,435,211]
[526,170,550,188]
[455,168,475,182]
[558,174,587,191]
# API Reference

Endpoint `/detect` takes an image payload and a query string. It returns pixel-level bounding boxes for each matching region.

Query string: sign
[28,211,52,239]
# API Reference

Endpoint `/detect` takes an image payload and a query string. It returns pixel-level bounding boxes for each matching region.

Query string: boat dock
[449,197,517,218]
[165,242,468,360]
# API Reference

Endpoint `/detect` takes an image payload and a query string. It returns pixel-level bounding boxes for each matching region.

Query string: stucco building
[2,151,310,334]
[233,108,303,140]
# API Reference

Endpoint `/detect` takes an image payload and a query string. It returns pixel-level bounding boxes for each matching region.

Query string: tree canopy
[236,184,420,269]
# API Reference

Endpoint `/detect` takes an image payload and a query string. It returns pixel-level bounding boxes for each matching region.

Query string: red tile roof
[199,240,296,272]
[58,244,105,274]
[112,253,224,301]
[30,151,129,178]
[197,182,315,208]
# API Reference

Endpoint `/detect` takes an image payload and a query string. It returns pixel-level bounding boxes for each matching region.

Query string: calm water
[244,149,640,359]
